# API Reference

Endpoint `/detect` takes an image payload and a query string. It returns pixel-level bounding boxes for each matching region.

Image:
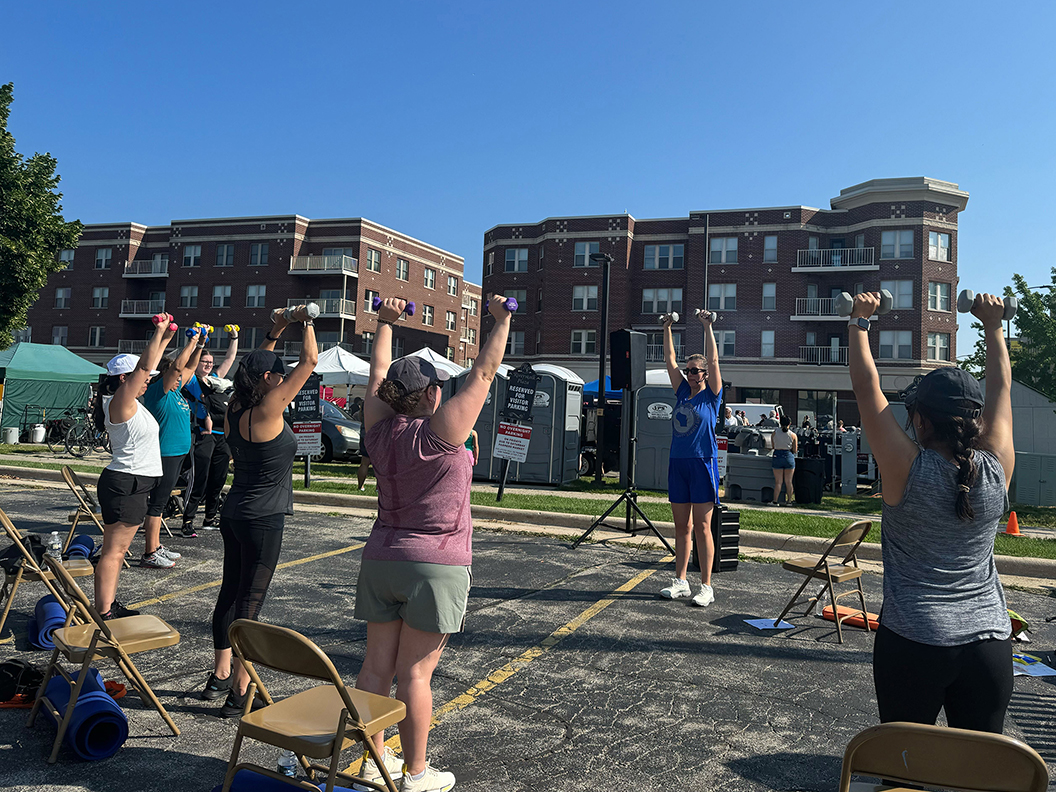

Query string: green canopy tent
[0,343,106,431]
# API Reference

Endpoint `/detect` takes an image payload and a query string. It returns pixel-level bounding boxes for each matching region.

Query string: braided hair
[908,403,982,520]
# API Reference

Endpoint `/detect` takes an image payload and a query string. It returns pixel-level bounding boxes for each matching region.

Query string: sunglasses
[683,367,706,376]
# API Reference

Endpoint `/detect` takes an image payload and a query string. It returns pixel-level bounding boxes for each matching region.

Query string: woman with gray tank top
[848,291,1015,733]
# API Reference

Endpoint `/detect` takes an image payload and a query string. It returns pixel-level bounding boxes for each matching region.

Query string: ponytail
[94,374,123,428]
[908,404,982,520]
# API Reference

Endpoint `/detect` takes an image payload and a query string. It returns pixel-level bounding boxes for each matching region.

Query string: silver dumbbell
[657,311,680,325]
[693,308,719,322]
[276,303,321,322]
[957,290,1018,321]
[835,289,893,317]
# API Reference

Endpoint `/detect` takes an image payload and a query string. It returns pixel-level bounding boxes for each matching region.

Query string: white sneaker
[691,583,715,607]
[660,578,692,599]
[141,549,176,568]
[400,763,455,792]
[352,747,404,791]
[155,544,181,560]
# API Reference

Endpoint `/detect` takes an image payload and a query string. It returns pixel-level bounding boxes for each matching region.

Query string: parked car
[314,400,361,463]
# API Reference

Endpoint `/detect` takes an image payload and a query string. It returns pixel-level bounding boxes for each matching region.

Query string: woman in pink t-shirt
[353,296,513,792]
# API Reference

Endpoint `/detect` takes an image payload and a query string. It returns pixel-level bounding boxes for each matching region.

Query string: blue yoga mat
[44,666,128,761]
[210,768,357,792]
[66,535,96,559]
[29,595,66,650]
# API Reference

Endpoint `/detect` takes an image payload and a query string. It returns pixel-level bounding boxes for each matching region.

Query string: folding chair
[26,556,181,761]
[775,519,872,643]
[222,619,406,792]
[60,465,106,553]
[0,508,92,643]
[839,721,1048,792]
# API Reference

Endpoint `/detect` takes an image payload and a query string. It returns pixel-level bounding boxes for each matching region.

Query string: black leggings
[184,434,231,524]
[873,624,1013,733]
[211,514,284,650]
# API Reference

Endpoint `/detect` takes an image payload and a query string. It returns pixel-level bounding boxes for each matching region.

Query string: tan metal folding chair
[0,507,92,643]
[61,465,141,567]
[839,721,1048,792]
[222,619,406,792]
[26,556,181,761]
[775,519,872,643]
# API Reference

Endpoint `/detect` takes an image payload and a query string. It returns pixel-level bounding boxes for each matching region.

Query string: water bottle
[48,531,62,559]
[277,749,297,777]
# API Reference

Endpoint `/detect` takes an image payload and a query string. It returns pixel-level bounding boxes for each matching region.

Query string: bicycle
[43,407,83,453]
[64,409,110,458]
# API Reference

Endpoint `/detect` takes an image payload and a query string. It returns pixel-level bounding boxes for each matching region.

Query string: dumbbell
[223,324,240,334]
[152,314,178,332]
[693,308,719,322]
[957,290,1018,321]
[657,312,680,325]
[484,296,518,312]
[184,326,207,339]
[835,289,893,317]
[371,296,416,316]
[193,322,214,334]
[280,303,321,321]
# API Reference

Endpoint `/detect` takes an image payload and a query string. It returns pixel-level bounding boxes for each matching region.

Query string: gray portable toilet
[445,363,510,480]
[507,364,583,485]
[625,382,678,492]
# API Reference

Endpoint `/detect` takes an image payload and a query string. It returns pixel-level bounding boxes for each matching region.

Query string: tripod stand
[571,386,674,554]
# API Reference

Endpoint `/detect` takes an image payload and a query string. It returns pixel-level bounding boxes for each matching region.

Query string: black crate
[690,504,740,573]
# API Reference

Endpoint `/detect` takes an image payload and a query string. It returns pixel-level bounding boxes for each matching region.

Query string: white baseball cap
[106,354,159,377]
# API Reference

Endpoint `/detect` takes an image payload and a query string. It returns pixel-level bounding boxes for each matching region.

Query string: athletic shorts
[772,450,796,469]
[355,559,471,634]
[668,457,720,505]
[146,455,185,517]
[97,468,158,526]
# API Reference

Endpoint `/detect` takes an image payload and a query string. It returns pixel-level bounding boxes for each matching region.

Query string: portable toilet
[623,373,679,492]
[501,364,583,485]
[445,363,510,480]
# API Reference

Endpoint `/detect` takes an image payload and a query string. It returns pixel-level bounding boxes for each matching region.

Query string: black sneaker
[180,524,198,538]
[200,672,232,701]
[219,687,267,718]
[201,515,220,531]
[102,601,140,621]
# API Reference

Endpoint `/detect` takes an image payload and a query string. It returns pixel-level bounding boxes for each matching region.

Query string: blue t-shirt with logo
[670,380,722,459]
[143,378,192,457]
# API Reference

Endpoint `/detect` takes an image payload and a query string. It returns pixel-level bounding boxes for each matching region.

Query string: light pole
[591,251,614,483]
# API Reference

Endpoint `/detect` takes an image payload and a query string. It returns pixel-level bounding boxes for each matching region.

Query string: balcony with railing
[800,345,849,365]
[646,344,685,363]
[286,298,356,319]
[120,299,166,318]
[792,247,877,271]
[791,297,842,320]
[123,259,170,277]
[118,339,151,354]
[288,254,359,276]
[283,340,357,357]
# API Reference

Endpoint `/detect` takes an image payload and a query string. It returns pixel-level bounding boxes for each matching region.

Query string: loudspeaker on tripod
[610,330,645,391]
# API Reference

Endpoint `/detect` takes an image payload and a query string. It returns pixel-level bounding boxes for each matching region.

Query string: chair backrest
[41,555,111,639]
[840,722,1049,792]
[0,508,66,603]
[61,466,99,513]
[228,619,363,724]
[822,519,872,566]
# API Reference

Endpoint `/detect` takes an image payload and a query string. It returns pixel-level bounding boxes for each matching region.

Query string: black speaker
[610,330,646,391]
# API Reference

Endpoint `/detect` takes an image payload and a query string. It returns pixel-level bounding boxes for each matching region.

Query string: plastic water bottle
[47,531,62,559]
[277,749,297,777]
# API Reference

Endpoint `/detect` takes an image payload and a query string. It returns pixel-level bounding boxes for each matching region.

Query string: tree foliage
[0,82,82,349]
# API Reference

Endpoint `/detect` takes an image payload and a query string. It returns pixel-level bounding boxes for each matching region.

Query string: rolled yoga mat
[66,535,96,559]
[29,595,66,650]
[210,768,358,792]
[43,666,128,761]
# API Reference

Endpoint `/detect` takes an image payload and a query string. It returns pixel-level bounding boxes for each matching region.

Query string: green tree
[0,82,82,349]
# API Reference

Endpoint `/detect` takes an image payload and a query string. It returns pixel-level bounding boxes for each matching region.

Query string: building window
[94,248,112,270]
[396,258,409,281]
[362,332,374,356]
[215,244,234,267]
[928,282,951,311]
[929,231,950,262]
[717,330,735,357]
[366,249,381,272]
[505,248,528,272]
[763,236,778,263]
[485,251,494,277]
[643,244,684,270]
[880,280,914,309]
[14,327,31,343]
[506,331,525,356]
[536,288,543,312]
[881,230,914,259]
[181,285,199,308]
[182,245,201,267]
[392,336,405,358]
[762,283,776,311]
[574,242,600,267]
[538,244,545,268]
[761,330,775,358]
[245,285,265,308]
[364,289,379,313]
[535,330,542,354]
[465,357,474,367]
[448,275,459,296]
[707,283,737,311]
[59,249,75,269]
[54,287,71,309]
[710,237,738,264]
[249,243,268,266]
[446,311,457,331]
[153,252,169,268]
[572,285,598,311]
[91,287,109,309]
[854,233,866,249]
[213,285,232,308]
[570,330,596,355]
[470,299,478,317]
[424,268,435,289]
[88,326,106,347]
[52,326,68,346]
[642,288,684,315]
[928,332,951,362]
[466,328,477,345]
[504,289,527,312]
[446,346,455,360]
[879,330,913,360]
[422,305,435,326]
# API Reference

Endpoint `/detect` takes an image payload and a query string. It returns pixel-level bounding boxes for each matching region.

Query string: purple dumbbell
[485,297,519,312]
[372,296,416,316]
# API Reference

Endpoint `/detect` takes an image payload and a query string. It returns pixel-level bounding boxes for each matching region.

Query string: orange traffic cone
[1005,511,1021,536]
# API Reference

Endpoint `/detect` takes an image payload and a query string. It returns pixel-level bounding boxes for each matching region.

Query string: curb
[3,464,1053,579]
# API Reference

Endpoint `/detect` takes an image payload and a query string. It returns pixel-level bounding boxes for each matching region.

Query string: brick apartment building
[23,215,482,371]
[481,177,968,424]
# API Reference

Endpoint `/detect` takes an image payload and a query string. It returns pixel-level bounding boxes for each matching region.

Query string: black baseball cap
[241,349,287,380]
[901,368,984,419]
[386,357,450,395]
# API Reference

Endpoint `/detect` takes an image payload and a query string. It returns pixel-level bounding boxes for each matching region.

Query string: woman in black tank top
[201,307,319,717]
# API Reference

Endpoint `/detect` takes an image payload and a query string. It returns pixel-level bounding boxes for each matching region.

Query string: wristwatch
[849,317,870,331]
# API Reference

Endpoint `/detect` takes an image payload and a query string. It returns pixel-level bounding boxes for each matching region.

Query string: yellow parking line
[129,542,365,610]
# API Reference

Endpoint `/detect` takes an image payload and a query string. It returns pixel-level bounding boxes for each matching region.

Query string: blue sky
[3,1,1054,354]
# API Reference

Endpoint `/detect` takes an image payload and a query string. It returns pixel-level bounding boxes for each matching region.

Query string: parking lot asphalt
[0,484,1054,791]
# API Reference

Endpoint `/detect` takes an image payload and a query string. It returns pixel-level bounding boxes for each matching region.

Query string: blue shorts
[772,450,796,470]
[668,457,721,505]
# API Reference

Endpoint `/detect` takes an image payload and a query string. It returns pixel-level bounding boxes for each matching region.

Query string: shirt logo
[673,404,699,435]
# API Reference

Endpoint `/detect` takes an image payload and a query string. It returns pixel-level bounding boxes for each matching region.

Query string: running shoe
[219,687,267,719]
[180,523,198,538]
[399,763,455,792]
[691,583,715,608]
[659,578,691,599]
[200,672,232,701]
[156,544,181,560]
[141,549,176,569]
[352,747,404,791]
[102,600,140,620]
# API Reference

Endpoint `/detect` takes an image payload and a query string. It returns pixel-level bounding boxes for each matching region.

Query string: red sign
[494,422,533,463]
[717,436,728,477]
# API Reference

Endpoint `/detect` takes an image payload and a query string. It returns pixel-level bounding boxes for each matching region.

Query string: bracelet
[266,332,279,342]
[196,343,206,349]
[377,319,395,327]
[303,320,314,327]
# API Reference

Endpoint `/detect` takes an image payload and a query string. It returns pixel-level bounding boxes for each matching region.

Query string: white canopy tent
[306,345,371,387]
[403,346,466,378]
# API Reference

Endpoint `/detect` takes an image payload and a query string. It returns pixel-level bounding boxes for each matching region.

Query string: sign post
[290,373,322,489]
[493,363,539,502]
